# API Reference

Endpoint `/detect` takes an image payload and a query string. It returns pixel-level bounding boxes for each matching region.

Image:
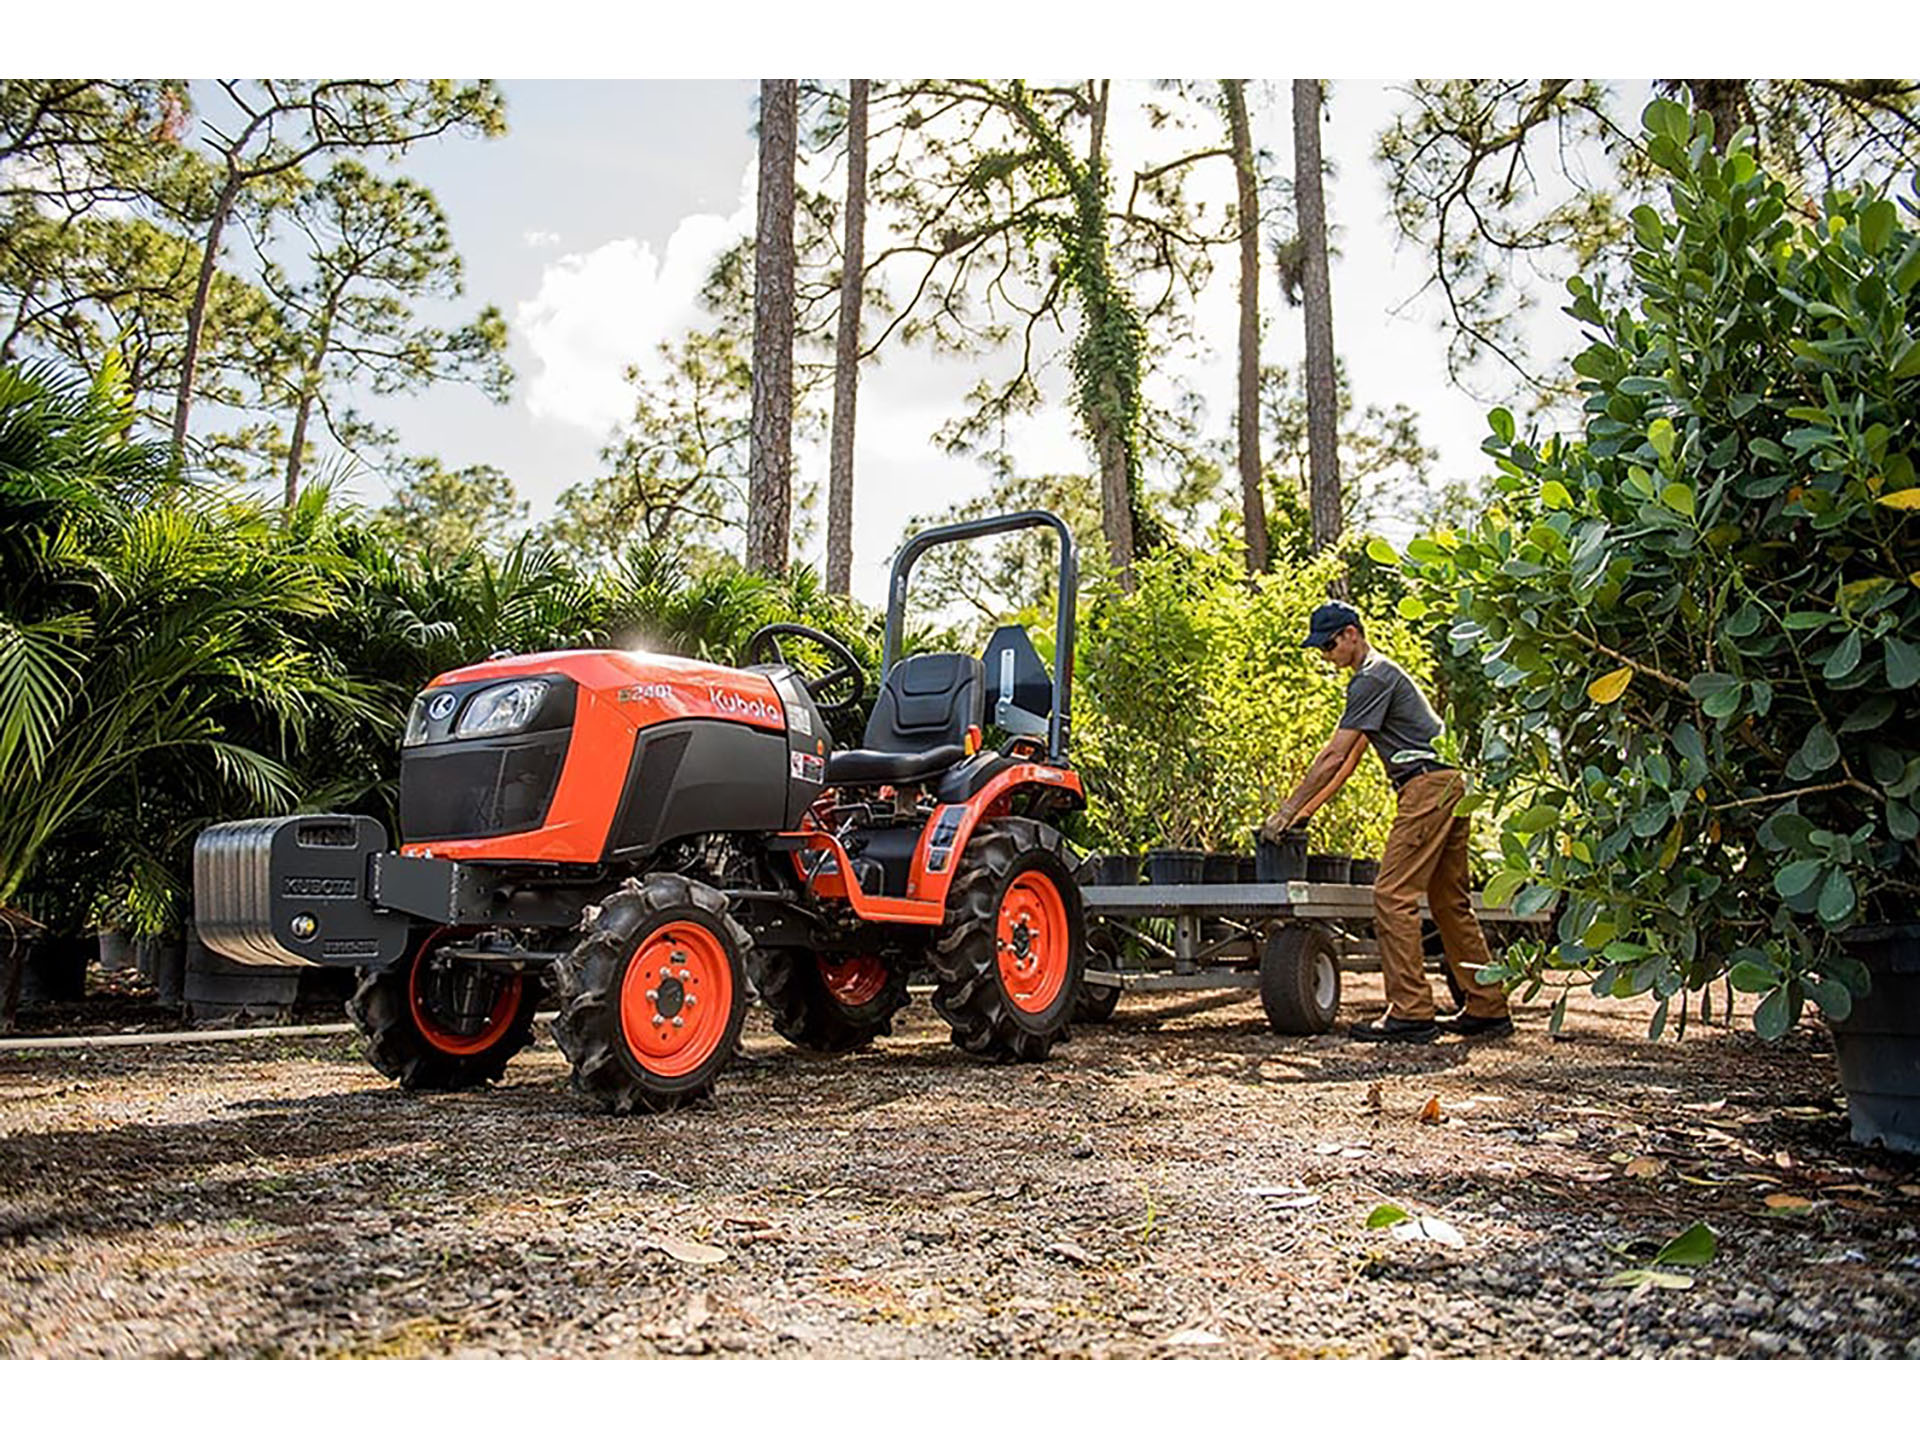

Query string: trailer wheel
[550,874,750,1114]
[1074,925,1123,1023]
[348,927,542,1091]
[931,818,1085,1061]
[1260,925,1340,1035]
[753,948,910,1053]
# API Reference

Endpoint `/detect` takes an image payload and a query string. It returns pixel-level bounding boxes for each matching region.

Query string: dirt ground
[3,971,1918,1359]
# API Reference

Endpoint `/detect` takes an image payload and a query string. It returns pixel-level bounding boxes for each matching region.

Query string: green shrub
[1392,100,1920,1037]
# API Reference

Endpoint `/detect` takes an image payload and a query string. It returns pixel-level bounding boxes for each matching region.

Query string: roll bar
[880,509,1078,763]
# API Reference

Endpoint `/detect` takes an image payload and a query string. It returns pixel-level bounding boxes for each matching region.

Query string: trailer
[1075,878,1553,1034]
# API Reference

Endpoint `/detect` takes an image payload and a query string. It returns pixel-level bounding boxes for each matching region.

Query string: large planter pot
[1201,853,1239,886]
[1306,853,1352,885]
[1831,924,1920,1155]
[183,929,299,1027]
[136,935,187,1011]
[20,935,90,1006]
[1081,853,1140,888]
[1349,858,1381,887]
[97,929,135,973]
[1144,848,1205,886]
[1255,832,1307,883]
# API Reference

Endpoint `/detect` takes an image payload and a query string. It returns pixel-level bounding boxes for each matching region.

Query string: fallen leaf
[1538,1128,1579,1144]
[1365,1203,1410,1229]
[685,1291,710,1330]
[1678,1173,1733,1187]
[1900,1185,1920,1199]
[1625,1157,1669,1179]
[1682,1099,1728,1112]
[1046,1239,1095,1265]
[1608,1152,1634,1164]
[1764,1194,1815,1213]
[1389,1216,1465,1249]
[652,1235,729,1266]
[1573,1170,1614,1183]
[946,1190,991,1205]
[1314,1142,1343,1156]
[1417,1095,1445,1125]
[1339,1146,1371,1159]
[1820,1184,1882,1197]
[1166,1328,1225,1346]
[1601,1268,1694,1291]
[1773,1150,1796,1170]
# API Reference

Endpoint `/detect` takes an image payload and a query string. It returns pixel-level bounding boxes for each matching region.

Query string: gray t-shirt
[1338,652,1444,783]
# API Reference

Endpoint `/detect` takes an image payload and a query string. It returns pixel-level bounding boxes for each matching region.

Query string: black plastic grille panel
[399,730,570,842]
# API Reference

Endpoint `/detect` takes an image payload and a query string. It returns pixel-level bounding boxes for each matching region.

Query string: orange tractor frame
[194,511,1089,1111]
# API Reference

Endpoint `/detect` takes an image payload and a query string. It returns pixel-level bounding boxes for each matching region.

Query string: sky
[322,77,1660,608]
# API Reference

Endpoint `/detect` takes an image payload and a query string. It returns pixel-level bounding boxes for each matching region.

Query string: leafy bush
[1074,545,1431,858]
[1390,100,1920,1037]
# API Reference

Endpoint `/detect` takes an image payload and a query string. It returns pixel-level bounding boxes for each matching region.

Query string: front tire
[754,948,910,1053]
[550,874,750,1114]
[348,927,541,1091]
[931,818,1084,1061]
[1074,924,1123,1022]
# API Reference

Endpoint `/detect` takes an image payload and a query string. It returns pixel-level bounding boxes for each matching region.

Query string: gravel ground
[3,972,1918,1359]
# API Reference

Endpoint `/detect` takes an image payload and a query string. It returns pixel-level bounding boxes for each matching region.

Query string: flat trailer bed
[1076,879,1552,1034]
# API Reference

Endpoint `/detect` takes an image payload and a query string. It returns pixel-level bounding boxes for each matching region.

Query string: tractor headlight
[455,680,552,739]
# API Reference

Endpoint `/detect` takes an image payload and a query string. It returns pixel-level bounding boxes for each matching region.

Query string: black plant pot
[1202,853,1239,886]
[1236,856,1258,884]
[1144,848,1206,886]
[1083,853,1140,887]
[1831,923,1920,1155]
[1349,858,1381,887]
[1306,853,1352,885]
[1255,832,1307,883]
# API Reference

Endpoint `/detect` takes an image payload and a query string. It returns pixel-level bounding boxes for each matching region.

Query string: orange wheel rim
[407,928,524,1056]
[619,921,734,1078]
[819,954,888,1008]
[996,869,1070,1014]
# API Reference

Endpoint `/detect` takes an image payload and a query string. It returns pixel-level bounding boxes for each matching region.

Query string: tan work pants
[1373,769,1507,1021]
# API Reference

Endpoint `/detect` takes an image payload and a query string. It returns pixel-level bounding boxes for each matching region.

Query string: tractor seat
[825,652,983,786]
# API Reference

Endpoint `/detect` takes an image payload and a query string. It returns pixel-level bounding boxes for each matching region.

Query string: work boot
[1348,1013,1438,1043]
[1436,1011,1514,1039]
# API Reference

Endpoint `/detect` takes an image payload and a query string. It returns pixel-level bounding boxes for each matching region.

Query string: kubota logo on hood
[707,686,781,723]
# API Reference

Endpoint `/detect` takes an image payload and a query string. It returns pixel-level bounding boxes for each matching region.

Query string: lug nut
[646,988,658,1001]
[672,1016,684,1028]
[683,995,696,1008]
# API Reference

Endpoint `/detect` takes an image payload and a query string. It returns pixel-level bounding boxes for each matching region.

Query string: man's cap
[1302,600,1361,648]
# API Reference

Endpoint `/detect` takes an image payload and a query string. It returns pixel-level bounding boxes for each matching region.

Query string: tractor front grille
[399,730,570,842]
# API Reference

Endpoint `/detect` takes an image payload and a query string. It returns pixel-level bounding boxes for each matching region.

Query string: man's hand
[1260,811,1301,844]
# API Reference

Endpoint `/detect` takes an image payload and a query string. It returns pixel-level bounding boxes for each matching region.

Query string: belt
[1391,759,1455,792]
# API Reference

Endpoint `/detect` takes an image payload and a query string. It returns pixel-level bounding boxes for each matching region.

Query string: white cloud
[514,166,754,438]
[522,229,562,248]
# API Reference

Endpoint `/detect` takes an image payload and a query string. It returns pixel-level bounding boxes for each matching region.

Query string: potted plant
[1391,101,1920,1149]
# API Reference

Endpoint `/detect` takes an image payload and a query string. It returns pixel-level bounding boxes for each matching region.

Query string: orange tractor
[194,512,1087,1111]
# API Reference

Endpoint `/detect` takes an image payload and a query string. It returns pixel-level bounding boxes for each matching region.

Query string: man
[1262,600,1513,1042]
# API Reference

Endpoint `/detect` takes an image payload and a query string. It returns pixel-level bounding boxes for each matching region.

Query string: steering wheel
[744,623,867,724]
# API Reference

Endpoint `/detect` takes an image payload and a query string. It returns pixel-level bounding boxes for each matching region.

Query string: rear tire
[931,818,1084,1061]
[754,948,910,1053]
[1261,925,1340,1035]
[348,927,541,1091]
[1074,924,1123,1022]
[550,874,750,1114]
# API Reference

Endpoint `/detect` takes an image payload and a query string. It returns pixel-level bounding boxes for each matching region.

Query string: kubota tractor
[193,511,1087,1112]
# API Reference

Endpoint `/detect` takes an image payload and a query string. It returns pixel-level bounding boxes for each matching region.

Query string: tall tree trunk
[1682,79,1749,151]
[826,79,868,596]
[170,171,242,459]
[1084,79,1136,592]
[1222,80,1267,573]
[747,79,798,577]
[1293,79,1341,557]
[284,390,315,508]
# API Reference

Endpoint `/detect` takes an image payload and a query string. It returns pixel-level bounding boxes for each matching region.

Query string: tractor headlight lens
[402,695,432,747]
[455,680,551,739]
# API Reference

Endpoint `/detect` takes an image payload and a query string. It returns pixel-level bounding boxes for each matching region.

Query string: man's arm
[1263,728,1369,838]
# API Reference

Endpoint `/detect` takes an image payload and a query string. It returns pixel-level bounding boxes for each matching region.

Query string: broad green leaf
[1514,804,1561,833]
[1822,629,1862,681]
[1366,1204,1410,1229]
[1482,870,1527,909]
[1886,635,1920,690]
[1397,595,1429,620]
[1794,724,1840,773]
[1541,480,1573,509]
[1654,1221,1718,1268]
[1660,482,1694,517]
[1860,199,1896,254]
[1366,536,1400,566]
[1773,858,1822,899]
[1817,868,1856,925]
[1802,974,1852,1023]
[1588,666,1634,704]
[1729,959,1778,993]
[1488,407,1516,444]
[1649,417,1677,462]
[1754,985,1794,1040]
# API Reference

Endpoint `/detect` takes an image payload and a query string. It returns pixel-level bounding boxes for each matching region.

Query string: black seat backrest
[863,652,984,755]
[981,624,1053,737]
